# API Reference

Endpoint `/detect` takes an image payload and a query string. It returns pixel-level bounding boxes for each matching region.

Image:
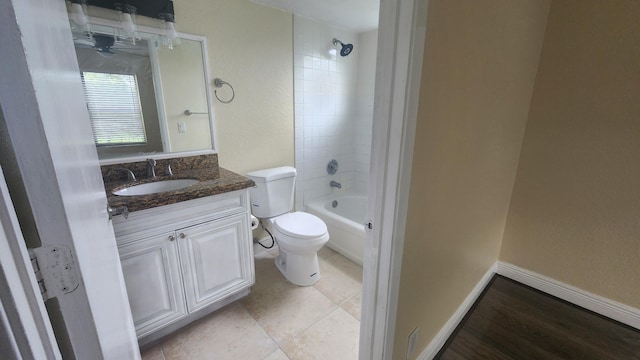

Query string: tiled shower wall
[293,16,377,210]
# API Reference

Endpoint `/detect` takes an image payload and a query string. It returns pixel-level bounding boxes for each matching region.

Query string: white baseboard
[416,261,640,359]
[496,262,640,330]
[417,263,497,360]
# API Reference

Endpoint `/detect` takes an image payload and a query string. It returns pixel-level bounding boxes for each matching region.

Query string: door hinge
[29,246,80,301]
[107,204,129,220]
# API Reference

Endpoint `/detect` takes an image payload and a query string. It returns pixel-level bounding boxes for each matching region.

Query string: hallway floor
[436,275,640,359]
[141,245,362,360]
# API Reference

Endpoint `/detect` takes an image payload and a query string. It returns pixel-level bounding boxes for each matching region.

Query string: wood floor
[435,275,640,359]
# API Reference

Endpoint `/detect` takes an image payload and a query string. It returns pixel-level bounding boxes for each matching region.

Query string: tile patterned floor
[141,245,362,360]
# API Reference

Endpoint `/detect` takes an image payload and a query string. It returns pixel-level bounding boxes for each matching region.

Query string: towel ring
[213,78,235,104]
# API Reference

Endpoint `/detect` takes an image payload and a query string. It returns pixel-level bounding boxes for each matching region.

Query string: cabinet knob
[169,235,175,241]
[179,233,186,239]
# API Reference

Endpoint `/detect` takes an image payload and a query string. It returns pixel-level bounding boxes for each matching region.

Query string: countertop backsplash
[100,154,220,184]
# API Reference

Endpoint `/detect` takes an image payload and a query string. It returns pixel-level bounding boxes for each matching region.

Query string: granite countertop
[105,167,255,213]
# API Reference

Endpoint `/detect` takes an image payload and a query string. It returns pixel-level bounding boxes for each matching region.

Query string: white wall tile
[303,56,313,68]
[294,16,377,204]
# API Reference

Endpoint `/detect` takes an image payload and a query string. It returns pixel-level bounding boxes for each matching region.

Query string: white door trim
[0,1,139,358]
[0,166,61,359]
[360,0,429,358]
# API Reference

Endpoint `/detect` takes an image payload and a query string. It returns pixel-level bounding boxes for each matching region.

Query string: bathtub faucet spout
[330,180,342,189]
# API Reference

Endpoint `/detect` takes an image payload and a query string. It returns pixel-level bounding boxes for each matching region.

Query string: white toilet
[246,166,329,286]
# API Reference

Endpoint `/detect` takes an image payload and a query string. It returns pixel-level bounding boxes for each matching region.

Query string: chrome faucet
[146,158,157,179]
[165,162,173,176]
[330,180,342,189]
[115,167,136,182]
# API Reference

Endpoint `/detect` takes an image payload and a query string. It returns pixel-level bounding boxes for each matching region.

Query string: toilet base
[274,248,321,286]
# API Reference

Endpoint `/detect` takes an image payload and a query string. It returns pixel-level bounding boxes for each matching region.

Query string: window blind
[81,71,147,146]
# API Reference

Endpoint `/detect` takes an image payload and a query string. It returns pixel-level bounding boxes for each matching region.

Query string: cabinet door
[118,233,187,338]
[178,213,254,312]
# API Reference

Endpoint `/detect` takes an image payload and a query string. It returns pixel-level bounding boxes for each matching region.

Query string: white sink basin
[113,179,199,196]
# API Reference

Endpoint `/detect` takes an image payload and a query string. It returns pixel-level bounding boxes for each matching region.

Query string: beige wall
[500,0,640,308]
[393,1,550,359]
[176,0,294,174]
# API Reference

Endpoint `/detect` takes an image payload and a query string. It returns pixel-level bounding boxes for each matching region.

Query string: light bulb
[70,3,88,26]
[165,21,177,41]
[121,13,136,34]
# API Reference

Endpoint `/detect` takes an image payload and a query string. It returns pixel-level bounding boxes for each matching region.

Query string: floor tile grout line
[280,304,354,349]
[247,252,333,357]
[271,300,342,350]
[146,249,360,360]
[338,289,362,311]
[260,348,289,360]
[255,283,344,353]
[238,300,284,358]
[312,278,362,308]
[338,303,361,323]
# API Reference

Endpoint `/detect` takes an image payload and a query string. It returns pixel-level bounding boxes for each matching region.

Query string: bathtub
[305,193,367,265]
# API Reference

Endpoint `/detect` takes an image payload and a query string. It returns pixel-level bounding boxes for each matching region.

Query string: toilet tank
[245,166,296,218]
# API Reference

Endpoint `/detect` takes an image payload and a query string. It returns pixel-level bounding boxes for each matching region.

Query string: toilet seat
[273,212,327,239]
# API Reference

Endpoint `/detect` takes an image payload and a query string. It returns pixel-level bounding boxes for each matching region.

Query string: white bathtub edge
[305,193,366,265]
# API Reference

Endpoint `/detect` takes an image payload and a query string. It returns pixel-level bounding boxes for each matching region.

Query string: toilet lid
[274,212,327,239]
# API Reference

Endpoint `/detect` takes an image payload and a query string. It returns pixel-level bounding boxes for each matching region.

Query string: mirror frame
[76,16,218,165]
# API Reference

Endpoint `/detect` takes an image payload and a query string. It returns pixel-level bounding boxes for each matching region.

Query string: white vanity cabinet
[118,231,187,338]
[177,213,252,313]
[112,189,255,342]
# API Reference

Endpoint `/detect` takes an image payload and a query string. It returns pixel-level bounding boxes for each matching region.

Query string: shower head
[332,38,354,57]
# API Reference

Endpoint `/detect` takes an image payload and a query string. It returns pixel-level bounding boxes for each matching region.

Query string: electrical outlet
[407,326,419,359]
[178,121,187,133]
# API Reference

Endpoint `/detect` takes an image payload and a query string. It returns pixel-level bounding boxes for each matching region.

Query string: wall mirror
[72,22,216,164]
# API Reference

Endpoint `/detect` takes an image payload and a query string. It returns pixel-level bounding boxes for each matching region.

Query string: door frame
[0,0,139,358]
[360,0,429,358]
[0,165,60,359]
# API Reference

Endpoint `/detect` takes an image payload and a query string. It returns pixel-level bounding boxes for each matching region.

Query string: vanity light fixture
[67,1,179,51]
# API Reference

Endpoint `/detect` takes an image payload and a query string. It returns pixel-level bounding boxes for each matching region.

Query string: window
[80,71,147,146]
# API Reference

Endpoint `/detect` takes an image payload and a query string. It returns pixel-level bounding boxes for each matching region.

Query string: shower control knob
[327,159,339,175]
